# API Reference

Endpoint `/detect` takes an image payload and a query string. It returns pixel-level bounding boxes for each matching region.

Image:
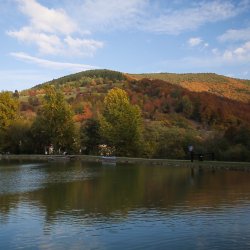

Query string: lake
[1,161,250,250]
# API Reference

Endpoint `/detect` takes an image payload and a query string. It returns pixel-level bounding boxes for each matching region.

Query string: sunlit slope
[130,73,250,103]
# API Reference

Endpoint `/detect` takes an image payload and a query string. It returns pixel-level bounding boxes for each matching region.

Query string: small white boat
[101,156,116,165]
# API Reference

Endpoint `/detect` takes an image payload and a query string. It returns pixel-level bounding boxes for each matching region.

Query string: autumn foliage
[1,69,250,160]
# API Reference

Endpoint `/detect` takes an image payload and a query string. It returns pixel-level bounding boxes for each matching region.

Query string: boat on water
[101,156,116,165]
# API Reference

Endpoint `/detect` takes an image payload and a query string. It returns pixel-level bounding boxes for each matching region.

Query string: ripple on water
[1,163,250,250]
[0,164,98,195]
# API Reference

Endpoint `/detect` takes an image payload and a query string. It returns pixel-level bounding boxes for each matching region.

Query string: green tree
[156,127,200,159]
[0,91,19,151]
[32,86,76,153]
[191,97,201,122]
[3,119,33,154]
[80,118,101,155]
[0,91,19,130]
[100,88,143,156]
[181,95,194,118]
[143,121,202,159]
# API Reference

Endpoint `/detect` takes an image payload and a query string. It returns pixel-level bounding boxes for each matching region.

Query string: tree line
[0,86,250,161]
[0,87,142,157]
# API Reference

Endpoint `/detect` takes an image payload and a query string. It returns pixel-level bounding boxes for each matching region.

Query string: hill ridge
[31,69,250,103]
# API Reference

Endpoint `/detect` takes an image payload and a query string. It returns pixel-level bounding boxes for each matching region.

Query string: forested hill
[33,69,250,103]
[20,68,250,128]
[2,69,250,161]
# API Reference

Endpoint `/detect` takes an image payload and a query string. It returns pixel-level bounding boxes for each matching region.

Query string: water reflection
[1,161,250,249]
[1,162,250,220]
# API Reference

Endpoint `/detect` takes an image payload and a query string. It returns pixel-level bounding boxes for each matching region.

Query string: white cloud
[7,27,104,56]
[187,37,209,49]
[7,27,63,55]
[144,1,244,34]
[222,50,233,61]
[222,41,250,62]
[11,52,98,71]
[70,0,249,34]
[188,37,202,47]
[159,41,250,72]
[234,47,245,56]
[8,0,250,58]
[8,0,103,57]
[218,27,250,42]
[212,48,219,55]
[16,0,77,35]
[75,0,148,31]
[7,0,250,78]
[64,36,104,56]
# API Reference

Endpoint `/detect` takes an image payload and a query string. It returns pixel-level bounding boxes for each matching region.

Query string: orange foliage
[74,105,93,122]
[21,109,36,121]
[82,105,93,120]
[28,90,37,96]
[127,78,250,126]
[180,79,250,103]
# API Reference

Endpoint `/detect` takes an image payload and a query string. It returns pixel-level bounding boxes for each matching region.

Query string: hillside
[19,69,250,127]
[3,69,250,161]
[130,72,250,103]
[32,70,250,103]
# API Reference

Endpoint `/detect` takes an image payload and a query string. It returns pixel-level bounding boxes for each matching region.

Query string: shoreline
[1,154,250,171]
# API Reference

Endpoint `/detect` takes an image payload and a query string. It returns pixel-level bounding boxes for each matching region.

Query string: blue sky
[1,0,250,91]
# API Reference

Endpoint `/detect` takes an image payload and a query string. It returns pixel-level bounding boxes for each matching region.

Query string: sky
[0,0,250,91]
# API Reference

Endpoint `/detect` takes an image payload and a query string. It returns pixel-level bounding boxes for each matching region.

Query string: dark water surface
[1,161,250,250]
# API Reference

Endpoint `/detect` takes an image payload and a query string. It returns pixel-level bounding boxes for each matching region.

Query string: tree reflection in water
[1,161,250,224]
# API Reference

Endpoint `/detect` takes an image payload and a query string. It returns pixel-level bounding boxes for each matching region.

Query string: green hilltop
[34,69,126,89]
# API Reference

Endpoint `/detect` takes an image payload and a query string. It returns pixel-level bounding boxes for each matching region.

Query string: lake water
[1,161,250,250]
